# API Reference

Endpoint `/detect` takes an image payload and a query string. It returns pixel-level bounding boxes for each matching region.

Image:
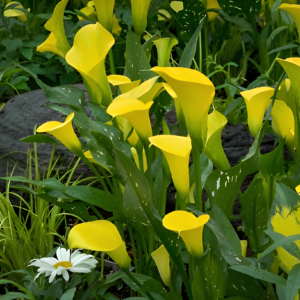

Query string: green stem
[122,269,155,300]
[66,157,81,187]
[199,31,202,73]
[100,252,105,280]
[204,24,209,76]
[128,225,139,273]
[108,49,117,97]
[192,143,203,211]
[144,145,153,190]
[159,174,169,217]
[47,143,56,179]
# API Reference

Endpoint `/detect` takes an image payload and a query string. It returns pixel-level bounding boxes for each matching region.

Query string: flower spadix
[279,4,300,42]
[153,38,178,67]
[36,113,82,156]
[131,0,151,36]
[271,100,295,156]
[66,22,114,107]
[93,0,115,32]
[108,75,141,94]
[163,211,210,257]
[107,99,153,144]
[203,110,230,169]
[151,245,172,287]
[240,87,274,137]
[4,2,29,23]
[152,67,215,150]
[68,220,131,269]
[37,0,70,58]
[271,206,300,274]
[149,135,191,200]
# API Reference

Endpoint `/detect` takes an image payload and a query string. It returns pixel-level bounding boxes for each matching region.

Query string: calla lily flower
[279,4,300,42]
[68,220,131,269]
[271,100,295,156]
[78,1,96,21]
[84,150,112,174]
[4,2,29,23]
[93,0,115,32]
[112,15,122,36]
[131,147,147,172]
[153,38,178,67]
[131,0,151,36]
[107,75,141,94]
[66,22,114,107]
[240,240,247,258]
[296,185,300,196]
[240,87,274,137]
[277,78,293,105]
[163,211,210,257]
[170,1,184,13]
[151,245,172,287]
[158,9,172,21]
[271,206,300,274]
[37,0,71,58]
[107,99,153,144]
[203,110,230,169]
[206,0,221,21]
[149,135,191,201]
[36,113,82,156]
[152,67,215,150]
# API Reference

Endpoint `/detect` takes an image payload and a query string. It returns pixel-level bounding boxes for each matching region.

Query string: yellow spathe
[66,22,114,107]
[107,99,153,144]
[296,185,300,196]
[170,1,183,13]
[68,220,131,269]
[240,87,274,137]
[203,110,230,169]
[84,150,112,174]
[93,0,115,32]
[271,100,295,156]
[240,240,247,258]
[131,0,151,36]
[149,135,191,200]
[206,0,221,21]
[113,15,122,36]
[37,0,71,58]
[131,147,147,172]
[271,206,300,274]
[107,75,141,94]
[36,113,82,155]
[151,245,172,287]
[78,5,96,21]
[4,2,29,23]
[158,9,172,21]
[163,211,210,257]
[153,38,178,67]
[279,4,300,43]
[152,67,215,150]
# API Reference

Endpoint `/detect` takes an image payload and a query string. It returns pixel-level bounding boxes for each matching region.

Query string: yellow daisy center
[53,261,72,269]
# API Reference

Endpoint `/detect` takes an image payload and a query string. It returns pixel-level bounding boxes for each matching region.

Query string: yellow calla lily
[93,0,115,32]
[279,4,300,42]
[131,147,147,172]
[271,206,300,274]
[151,245,172,287]
[163,211,210,257]
[84,150,112,174]
[78,5,96,21]
[149,135,191,201]
[107,99,153,144]
[296,185,300,196]
[66,22,114,107]
[271,100,295,156]
[36,113,82,156]
[107,75,141,94]
[36,0,71,58]
[4,2,29,23]
[170,1,184,13]
[158,9,172,21]
[277,78,293,105]
[240,87,274,137]
[68,220,131,269]
[240,240,247,258]
[206,0,221,21]
[113,14,122,36]
[153,38,178,67]
[203,110,230,169]
[152,67,215,150]
[131,0,151,36]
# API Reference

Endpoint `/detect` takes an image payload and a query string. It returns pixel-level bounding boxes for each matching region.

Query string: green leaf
[0,280,33,299]
[271,0,282,23]
[226,298,252,300]
[124,30,156,82]
[218,0,261,17]
[60,288,77,300]
[87,102,111,123]
[9,185,37,195]
[64,186,122,213]
[0,292,32,300]
[218,11,253,32]
[268,44,299,55]
[224,97,243,116]
[267,26,289,48]
[20,134,57,144]
[1,38,23,52]
[19,47,34,60]
[230,265,286,286]
[142,33,158,61]
[179,16,206,68]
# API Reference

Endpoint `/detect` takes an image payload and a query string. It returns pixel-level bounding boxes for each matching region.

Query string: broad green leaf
[179,16,206,68]
[224,97,243,116]
[267,26,289,48]
[218,0,261,17]
[271,0,282,23]
[125,30,156,82]
[218,11,252,32]
[268,44,299,55]
[60,288,76,300]
[20,134,57,144]
[1,38,23,52]
[0,280,33,299]
[87,102,111,123]
[9,185,37,195]
[142,33,158,61]
[0,292,32,300]
[286,263,300,300]
[226,298,252,300]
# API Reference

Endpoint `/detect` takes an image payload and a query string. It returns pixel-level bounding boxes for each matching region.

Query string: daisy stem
[122,269,155,300]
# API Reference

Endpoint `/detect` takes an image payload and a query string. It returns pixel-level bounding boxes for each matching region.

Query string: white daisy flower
[28,247,98,283]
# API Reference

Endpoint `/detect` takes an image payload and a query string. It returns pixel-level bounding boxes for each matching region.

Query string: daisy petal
[49,269,59,283]
[62,269,70,281]
[72,254,94,266]
[73,263,96,270]
[70,253,89,264]
[71,249,82,260]
[68,267,92,273]
[56,247,63,261]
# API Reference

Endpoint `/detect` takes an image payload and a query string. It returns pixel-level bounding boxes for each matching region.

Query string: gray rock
[0,84,91,191]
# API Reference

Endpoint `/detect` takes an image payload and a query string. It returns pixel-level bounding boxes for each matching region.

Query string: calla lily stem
[108,49,117,97]
[192,143,203,211]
